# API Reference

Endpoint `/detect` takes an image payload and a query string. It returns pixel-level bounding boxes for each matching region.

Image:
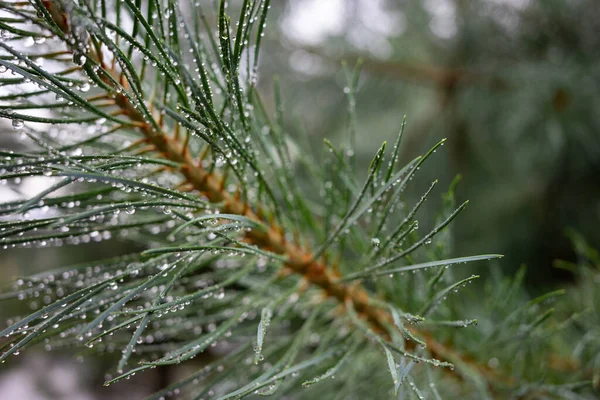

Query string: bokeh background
[1,0,599,398]
[258,0,600,287]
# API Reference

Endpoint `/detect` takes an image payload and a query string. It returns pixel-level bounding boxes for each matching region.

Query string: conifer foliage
[0,1,596,399]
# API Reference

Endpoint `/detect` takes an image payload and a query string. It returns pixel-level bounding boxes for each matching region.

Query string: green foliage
[0,1,596,399]
[256,0,600,284]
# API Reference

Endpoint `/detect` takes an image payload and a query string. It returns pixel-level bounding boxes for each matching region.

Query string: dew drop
[12,119,24,130]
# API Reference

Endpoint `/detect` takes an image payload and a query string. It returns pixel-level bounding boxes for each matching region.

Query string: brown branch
[101,53,511,391]
[40,4,509,392]
[111,80,394,337]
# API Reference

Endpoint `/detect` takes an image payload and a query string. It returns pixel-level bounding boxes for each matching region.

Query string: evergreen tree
[0,1,596,399]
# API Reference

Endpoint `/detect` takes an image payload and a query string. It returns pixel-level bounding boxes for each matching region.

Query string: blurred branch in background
[298,46,509,92]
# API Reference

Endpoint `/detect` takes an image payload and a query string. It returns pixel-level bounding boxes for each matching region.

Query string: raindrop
[12,119,24,130]
[73,53,87,66]
[79,82,91,92]
[0,30,12,41]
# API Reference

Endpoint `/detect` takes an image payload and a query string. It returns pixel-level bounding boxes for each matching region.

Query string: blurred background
[257,0,600,287]
[1,0,600,398]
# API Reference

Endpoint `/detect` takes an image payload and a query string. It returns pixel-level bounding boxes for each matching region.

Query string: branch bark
[37,4,508,393]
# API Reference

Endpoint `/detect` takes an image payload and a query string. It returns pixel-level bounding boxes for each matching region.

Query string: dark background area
[256,0,600,288]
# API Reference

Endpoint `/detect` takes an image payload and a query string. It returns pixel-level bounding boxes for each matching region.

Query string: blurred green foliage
[257,0,600,286]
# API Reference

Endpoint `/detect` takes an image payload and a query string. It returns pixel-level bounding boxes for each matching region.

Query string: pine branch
[0,1,595,399]
[52,0,446,364]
